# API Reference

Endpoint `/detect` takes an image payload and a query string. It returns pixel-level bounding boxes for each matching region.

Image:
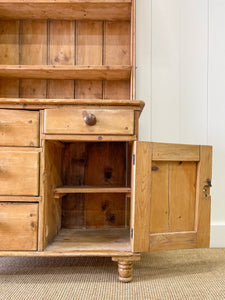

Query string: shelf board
[0,65,131,80]
[0,1,131,21]
[55,186,131,194]
[0,98,145,108]
[45,228,131,252]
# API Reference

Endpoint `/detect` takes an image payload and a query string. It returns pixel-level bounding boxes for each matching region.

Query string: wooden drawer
[0,202,38,251]
[0,110,39,147]
[0,148,39,196]
[44,108,134,135]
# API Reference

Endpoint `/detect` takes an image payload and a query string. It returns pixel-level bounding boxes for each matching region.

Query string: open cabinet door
[131,142,212,252]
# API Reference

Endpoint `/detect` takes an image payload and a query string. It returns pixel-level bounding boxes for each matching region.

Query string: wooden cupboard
[0,0,212,282]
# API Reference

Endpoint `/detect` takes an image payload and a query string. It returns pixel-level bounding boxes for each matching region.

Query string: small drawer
[0,109,39,147]
[0,202,38,251]
[44,108,134,135]
[0,149,39,196]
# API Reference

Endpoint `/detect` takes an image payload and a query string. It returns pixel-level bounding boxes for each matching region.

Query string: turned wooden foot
[118,261,133,283]
[112,254,140,283]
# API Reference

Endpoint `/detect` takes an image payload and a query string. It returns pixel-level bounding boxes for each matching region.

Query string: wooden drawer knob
[84,113,97,126]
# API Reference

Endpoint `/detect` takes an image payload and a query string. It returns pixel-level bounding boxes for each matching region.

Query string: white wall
[136,0,225,247]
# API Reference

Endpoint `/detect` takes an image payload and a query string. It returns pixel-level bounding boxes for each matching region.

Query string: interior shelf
[0,65,131,80]
[55,186,131,195]
[0,1,131,21]
[44,228,131,252]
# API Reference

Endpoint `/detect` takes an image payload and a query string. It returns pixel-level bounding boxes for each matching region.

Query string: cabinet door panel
[131,142,212,252]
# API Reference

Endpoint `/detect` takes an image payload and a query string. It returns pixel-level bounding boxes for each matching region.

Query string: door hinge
[131,228,134,239]
[132,154,135,165]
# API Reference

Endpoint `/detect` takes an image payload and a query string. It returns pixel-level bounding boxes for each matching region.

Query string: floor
[0,248,224,300]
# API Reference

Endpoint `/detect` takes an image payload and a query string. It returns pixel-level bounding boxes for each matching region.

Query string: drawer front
[44,108,134,135]
[0,202,38,251]
[0,110,39,147]
[0,149,39,196]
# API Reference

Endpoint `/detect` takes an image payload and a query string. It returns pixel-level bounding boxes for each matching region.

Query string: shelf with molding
[0,65,131,80]
[0,0,131,21]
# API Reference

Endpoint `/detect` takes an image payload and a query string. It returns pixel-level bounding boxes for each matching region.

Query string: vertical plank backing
[76,21,103,99]
[20,20,47,98]
[48,20,75,98]
[77,21,103,65]
[104,80,130,100]
[85,193,126,228]
[150,162,169,233]
[0,20,19,64]
[0,20,19,97]
[196,146,212,247]
[169,162,197,232]
[61,143,86,229]
[104,21,130,65]
[75,80,103,99]
[85,142,126,228]
[104,21,130,99]
[0,79,19,98]
[48,80,75,99]
[131,142,151,252]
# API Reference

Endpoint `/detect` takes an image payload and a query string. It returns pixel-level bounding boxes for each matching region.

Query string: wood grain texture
[152,143,200,161]
[76,21,103,98]
[85,193,126,228]
[0,20,19,64]
[131,141,151,252]
[20,20,47,98]
[61,142,85,229]
[104,80,130,100]
[39,130,45,250]
[0,20,19,97]
[0,250,134,257]
[42,134,136,142]
[48,80,75,99]
[77,21,103,65]
[0,65,131,80]
[169,162,197,232]
[0,98,144,108]
[104,21,130,65]
[44,108,134,135]
[149,232,197,252]
[20,20,47,65]
[0,202,38,251]
[150,162,169,233]
[0,149,39,196]
[49,20,75,65]
[196,146,212,247]
[0,109,39,147]
[0,2,131,21]
[75,80,103,99]
[0,79,19,98]
[85,142,126,228]
[44,141,63,246]
[55,186,131,194]
[48,20,75,98]
[0,196,41,202]
[45,228,131,252]
[117,261,133,282]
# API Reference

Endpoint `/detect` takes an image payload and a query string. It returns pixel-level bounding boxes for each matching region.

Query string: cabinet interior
[44,140,132,251]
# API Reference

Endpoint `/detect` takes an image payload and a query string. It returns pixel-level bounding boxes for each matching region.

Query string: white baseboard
[210,224,225,248]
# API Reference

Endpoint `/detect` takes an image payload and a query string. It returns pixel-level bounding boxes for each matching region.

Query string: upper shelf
[0,1,131,21]
[0,65,131,80]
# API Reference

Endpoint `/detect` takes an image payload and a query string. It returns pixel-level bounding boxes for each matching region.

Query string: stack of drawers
[0,109,40,251]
